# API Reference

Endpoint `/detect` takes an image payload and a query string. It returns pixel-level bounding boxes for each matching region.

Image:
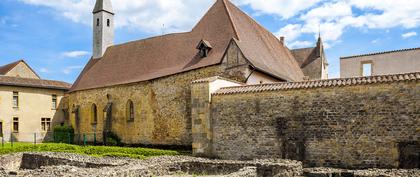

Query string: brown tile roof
[291,37,325,68]
[291,47,316,67]
[70,0,304,92]
[341,47,420,59]
[0,75,71,90]
[213,72,420,95]
[0,60,41,79]
[0,60,22,75]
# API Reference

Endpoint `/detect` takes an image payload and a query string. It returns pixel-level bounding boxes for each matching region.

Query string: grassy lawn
[0,142,182,159]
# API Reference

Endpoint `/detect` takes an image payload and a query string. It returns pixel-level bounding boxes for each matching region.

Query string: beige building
[0,60,71,142]
[69,0,328,146]
[341,47,420,77]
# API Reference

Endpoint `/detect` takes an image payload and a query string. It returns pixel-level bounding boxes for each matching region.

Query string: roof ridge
[341,47,420,59]
[0,75,70,84]
[219,0,240,40]
[0,75,71,90]
[214,72,420,95]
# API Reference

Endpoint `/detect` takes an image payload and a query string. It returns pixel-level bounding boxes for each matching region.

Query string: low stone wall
[192,73,420,169]
[0,152,303,177]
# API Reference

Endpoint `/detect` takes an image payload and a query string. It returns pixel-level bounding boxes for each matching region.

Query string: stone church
[69,0,328,146]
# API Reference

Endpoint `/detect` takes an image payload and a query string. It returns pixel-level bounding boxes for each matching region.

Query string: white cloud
[232,0,321,19]
[277,0,420,48]
[62,51,90,58]
[63,65,83,74]
[402,32,417,39]
[288,40,313,48]
[19,0,420,45]
[39,68,50,73]
[19,0,321,33]
[276,24,303,42]
[20,0,214,33]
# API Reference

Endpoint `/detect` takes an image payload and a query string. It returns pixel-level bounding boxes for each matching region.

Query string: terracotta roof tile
[71,0,304,92]
[0,76,71,90]
[0,60,41,79]
[0,60,23,75]
[213,72,420,95]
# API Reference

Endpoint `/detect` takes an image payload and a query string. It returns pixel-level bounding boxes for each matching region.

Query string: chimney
[279,36,285,46]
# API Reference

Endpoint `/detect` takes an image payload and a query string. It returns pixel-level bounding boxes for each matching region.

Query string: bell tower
[92,0,114,59]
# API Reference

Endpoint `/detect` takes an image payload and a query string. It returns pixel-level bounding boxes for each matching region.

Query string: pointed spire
[93,0,114,14]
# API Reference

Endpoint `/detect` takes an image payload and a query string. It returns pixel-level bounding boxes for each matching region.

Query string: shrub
[53,125,74,144]
[104,132,122,146]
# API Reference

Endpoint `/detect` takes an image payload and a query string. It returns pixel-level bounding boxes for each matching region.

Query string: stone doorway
[398,141,419,169]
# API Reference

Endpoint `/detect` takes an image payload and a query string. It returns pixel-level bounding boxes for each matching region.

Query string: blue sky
[1,0,420,83]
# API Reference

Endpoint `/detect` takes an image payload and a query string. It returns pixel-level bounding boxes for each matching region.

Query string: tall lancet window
[96,18,100,26]
[107,19,110,27]
[126,100,135,122]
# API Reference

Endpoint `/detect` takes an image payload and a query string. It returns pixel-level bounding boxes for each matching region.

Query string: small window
[13,117,19,132]
[362,62,372,76]
[196,40,212,58]
[13,92,19,108]
[91,104,98,124]
[107,19,110,27]
[41,118,51,132]
[96,18,100,26]
[52,95,57,110]
[126,100,135,122]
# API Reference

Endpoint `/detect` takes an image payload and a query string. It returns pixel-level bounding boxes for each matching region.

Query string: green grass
[0,143,182,159]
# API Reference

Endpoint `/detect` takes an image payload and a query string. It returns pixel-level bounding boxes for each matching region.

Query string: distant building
[291,36,329,80]
[0,60,71,142]
[340,47,420,77]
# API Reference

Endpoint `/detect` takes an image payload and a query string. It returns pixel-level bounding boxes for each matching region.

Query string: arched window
[107,19,110,27]
[91,104,98,124]
[96,18,100,26]
[126,100,135,122]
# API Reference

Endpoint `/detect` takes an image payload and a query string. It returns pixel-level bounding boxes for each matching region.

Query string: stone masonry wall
[207,79,419,168]
[68,41,260,146]
[69,65,226,146]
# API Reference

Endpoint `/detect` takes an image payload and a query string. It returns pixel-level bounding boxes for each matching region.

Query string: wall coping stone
[340,47,420,59]
[214,72,420,95]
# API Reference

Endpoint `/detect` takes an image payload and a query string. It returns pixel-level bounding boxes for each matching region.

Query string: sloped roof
[0,60,22,75]
[291,37,325,69]
[0,60,41,79]
[341,47,420,59]
[71,0,304,92]
[224,1,304,81]
[214,72,420,95]
[291,47,316,67]
[0,75,71,90]
[93,0,114,14]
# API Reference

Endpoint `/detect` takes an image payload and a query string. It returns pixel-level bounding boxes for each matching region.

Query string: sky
[1,0,420,83]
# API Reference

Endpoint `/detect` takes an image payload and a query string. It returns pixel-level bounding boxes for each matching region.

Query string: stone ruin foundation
[0,152,418,177]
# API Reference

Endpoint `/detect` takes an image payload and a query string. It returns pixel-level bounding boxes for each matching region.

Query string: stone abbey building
[69,0,327,145]
[69,0,418,169]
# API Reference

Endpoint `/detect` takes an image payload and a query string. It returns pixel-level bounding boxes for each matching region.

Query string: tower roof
[93,0,114,14]
[71,0,304,92]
